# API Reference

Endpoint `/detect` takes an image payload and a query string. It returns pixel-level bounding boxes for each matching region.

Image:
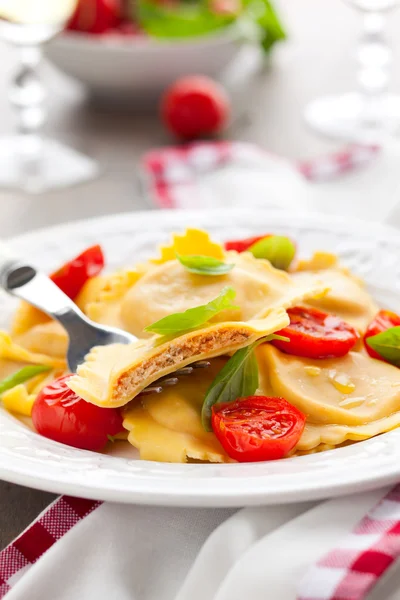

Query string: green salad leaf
[177,253,235,276]
[134,0,286,53]
[144,286,239,336]
[365,327,400,366]
[249,235,295,270]
[201,333,288,430]
[136,0,235,39]
[0,365,51,396]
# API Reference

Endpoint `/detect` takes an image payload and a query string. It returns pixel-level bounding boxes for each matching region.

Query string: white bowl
[45,28,244,101]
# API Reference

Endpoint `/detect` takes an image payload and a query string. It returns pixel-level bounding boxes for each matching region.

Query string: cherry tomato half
[211,396,305,462]
[224,234,271,253]
[272,306,358,359]
[364,309,400,360]
[32,375,123,451]
[51,245,105,300]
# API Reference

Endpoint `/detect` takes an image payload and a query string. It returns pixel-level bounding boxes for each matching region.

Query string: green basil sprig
[366,326,400,366]
[177,254,235,276]
[0,365,51,396]
[249,235,295,270]
[201,334,288,430]
[144,286,239,337]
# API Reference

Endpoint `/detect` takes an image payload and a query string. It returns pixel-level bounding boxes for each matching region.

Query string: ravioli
[0,332,65,370]
[0,332,66,416]
[121,252,328,337]
[68,307,290,408]
[291,267,378,331]
[15,321,68,359]
[85,268,148,331]
[296,416,400,452]
[123,358,230,462]
[258,344,400,426]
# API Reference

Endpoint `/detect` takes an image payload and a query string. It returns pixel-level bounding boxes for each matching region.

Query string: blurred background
[0,0,400,235]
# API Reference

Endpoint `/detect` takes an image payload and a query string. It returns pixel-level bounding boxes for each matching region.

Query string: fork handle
[0,240,88,327]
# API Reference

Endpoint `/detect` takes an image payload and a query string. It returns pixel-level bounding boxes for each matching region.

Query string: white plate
[1,209,400,507]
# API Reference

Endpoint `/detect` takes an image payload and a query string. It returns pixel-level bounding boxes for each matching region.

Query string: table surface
[1,0,400,550]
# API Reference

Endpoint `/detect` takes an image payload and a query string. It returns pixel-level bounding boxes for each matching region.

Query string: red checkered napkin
[0,496,101,598]
[297,484,400,600]
[141,141,379,208]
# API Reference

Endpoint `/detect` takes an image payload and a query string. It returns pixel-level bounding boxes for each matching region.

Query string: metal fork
[0,249,209,395]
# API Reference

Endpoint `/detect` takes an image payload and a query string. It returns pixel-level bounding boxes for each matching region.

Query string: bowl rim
[48,23,242,52]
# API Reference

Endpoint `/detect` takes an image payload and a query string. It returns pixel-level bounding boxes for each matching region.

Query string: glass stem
[8,45,46,190]
[357,12,391,126]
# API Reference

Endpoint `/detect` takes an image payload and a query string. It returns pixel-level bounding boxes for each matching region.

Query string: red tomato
[32,375,123,451]
[67,0,121,34]
[272,306,358,359]
[224,234,271,253]
[211,396,305,462]
[161,76,230,140]
[51,245,104,300]
[364,309,400,360]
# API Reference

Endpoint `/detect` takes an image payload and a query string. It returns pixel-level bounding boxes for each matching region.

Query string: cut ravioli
[123,358,230,462]
[121,251,328,337]
[68,307,290,408]
[151,228,224,265]
[291,268,378,331]
[257,344,400,427]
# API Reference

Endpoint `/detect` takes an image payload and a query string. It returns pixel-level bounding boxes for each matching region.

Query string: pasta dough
[121,252,328,337]
[123,358,230,462]
[257,344,400,426]
[68,307,290,408]
[291,268,378,331]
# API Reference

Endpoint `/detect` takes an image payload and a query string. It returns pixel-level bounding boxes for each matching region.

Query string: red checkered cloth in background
[297,484,400,600]
[141,141,379,208]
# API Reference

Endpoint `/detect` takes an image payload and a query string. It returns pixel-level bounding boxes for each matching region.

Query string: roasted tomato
[364,309,400,360]
[272,306,358,359]
[32,375,123,451]
[224,234,270,253]
[51,244,104,300]
[211,396,305,462]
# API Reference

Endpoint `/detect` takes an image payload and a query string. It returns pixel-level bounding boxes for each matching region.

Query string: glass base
[0,136,98,193]
[304,93,400,144]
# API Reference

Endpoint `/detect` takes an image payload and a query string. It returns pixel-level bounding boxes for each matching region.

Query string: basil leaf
[201,334,287,430]
[177,254,234,276]
[144,286,239,336]
[366,326,400,366]
[249,235,295,270]
[0,365,51,396]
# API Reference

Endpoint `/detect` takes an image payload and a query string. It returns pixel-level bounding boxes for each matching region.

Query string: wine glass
[0,0,98,193]
[304,0,400,144]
